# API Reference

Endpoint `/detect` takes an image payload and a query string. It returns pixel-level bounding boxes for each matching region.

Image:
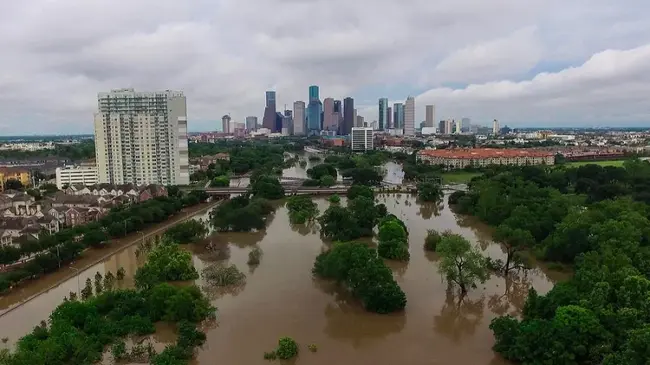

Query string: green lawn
[441,171,483,184]
[562,160,626,168]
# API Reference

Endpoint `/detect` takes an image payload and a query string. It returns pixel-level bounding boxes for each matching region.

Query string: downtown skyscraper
[404,96,415,136]
[262,91,278,132]
[293,101,306,135]
[393,103,404,129]
[378,98,388,131]
[323,98,338,132]
[306,85,322,135]
[342,97,354,135]
[425,105,435,128]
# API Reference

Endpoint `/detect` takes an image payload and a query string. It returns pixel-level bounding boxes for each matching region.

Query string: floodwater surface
[0,158,563,364]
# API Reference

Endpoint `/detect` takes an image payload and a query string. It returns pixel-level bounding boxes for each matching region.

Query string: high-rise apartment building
[221,114,231,134]
[293,101,306,135]
[455,119,462,134]
[393,103,404,129]
[245,116,258,131]
[307,85,322,134]
[445,119,453,135]
[263,91,277,131]
[323,98,336,131]
[351,127,373,151]
[342,97,354,135]
[404,96,415,136]
[94,88,189,186]
[425,105,435,128]
[378,98,388,131]
[493,119,500,135]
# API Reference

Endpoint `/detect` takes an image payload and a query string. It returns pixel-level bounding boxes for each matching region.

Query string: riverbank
[0,200,220,316]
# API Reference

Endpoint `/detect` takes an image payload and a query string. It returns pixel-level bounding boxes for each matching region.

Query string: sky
[1,0,650,134]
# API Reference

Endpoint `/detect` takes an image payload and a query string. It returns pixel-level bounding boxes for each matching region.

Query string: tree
[493,224,534,274]
[210,175,230,187]
[328,195,341,204]
[436,233,489,294]
[307,163,337,180]
[424,229,442,251]
[82,229,109,248]
[275,337,299,360]
[249,175,285,200]
[319,174,336,187]
[5,179,23,191]
[164,220,209,244]
[318,205,361,241]
[135,241,199,290]
[347,185,374,200]
[347,196,379,235]
[342,167,382,186]
[286,195,319,224]
[210,196,273,232]
[417,181,443,202]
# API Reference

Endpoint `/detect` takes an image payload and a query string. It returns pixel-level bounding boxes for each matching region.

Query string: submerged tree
[436,233,490,294]
[116,267,126,280]
[94,272,103,294]
[103,271,116,291]
[493,224,534,275]
[81,278,93,300]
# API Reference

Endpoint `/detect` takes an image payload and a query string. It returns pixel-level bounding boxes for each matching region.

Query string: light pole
[69,266,81,296]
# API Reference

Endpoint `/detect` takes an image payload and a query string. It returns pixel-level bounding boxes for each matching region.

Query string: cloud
[0,0,649,134]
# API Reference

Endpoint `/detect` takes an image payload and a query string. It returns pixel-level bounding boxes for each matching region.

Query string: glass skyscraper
[307,85,322,135]
[393,103,404,129]
[378,98,388,131]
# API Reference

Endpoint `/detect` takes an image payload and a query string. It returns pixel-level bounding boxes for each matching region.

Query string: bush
[424,229,442,251]
[248,247,262,265]
[202,264,246,286]
[276,337,299,360]
[286,195,319,224]
[377,240,410,261]
[328,195,341,204]
[164,220,209,244]
[135,241,199,290]
[210,196,274,232]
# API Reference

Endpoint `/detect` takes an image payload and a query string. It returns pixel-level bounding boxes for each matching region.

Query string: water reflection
[487,276,531,317]
[291,222,319,236]
[416,201,441,219]
[433,288,486,343]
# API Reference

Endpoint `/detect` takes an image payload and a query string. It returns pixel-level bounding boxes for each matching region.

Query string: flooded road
[0,157,563,364]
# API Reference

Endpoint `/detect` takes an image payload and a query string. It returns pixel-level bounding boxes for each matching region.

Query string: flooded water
[0,158,563,364]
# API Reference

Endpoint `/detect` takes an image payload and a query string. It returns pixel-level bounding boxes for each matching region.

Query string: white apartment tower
[425,105,435,128]
[94,88,189,186]
[404,96,415,136]
[293,101,306,135]
[492,119,500,135]
[351,127,374,151]
[455,119,462,134]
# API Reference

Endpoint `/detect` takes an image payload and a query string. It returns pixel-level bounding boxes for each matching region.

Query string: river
[0,157,564,364]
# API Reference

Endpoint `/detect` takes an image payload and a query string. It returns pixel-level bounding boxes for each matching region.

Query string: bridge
[202,184,466,196]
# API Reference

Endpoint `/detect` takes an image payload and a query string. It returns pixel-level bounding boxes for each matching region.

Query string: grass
[561,160,626,168]
[441,171,483,184]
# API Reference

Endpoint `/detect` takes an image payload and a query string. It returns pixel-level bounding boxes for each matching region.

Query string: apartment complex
[351,127,374,151]
[417,148,555,169]
[55,165,99,189]
[93,88,189,186]
[0,168,30,191]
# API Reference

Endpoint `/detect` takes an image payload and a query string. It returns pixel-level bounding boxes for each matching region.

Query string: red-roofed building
[417,148,555,169]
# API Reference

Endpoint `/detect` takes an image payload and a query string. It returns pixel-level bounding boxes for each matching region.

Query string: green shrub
[276,337,299,360]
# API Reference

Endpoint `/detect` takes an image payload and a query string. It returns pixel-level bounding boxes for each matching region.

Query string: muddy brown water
[0,190,565,364]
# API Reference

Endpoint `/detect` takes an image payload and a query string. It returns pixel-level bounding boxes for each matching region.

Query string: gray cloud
[0,0,649,134]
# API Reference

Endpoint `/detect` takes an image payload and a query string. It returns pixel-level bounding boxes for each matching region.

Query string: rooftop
[418,148,554,159]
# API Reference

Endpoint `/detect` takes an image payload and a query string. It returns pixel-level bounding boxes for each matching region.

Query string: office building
[0,168,30,191]
[455,119,462,134]
[245,116,258,131]
[282,110,293,136]
[342,97,354,135]
[323,98,337,131]
[221,114,231,134]
[462,118,471,133]
[492,119,500,135]
[404,96,415,136]
[307,85,322,134]
[386,107,392,129]
[393,103,404,129]
[425,105,435,127]
[275,112,284,133]
[94,88,189,186]
[378,98,388,131]
[445,119,453,135]
[55,165,99,189]
[417,149,554,169]
[263,91,277,132]
[438,120,445,134]
[351,127,374,151]
[356,115,364,127]
[293,101,306,135]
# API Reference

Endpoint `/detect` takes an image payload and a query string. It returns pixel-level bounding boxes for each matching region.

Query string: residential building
[263,91,277,131]
[351,127,374,151]
[393,103,404,129]
[342,97,354,135]
[493,119,500,135]
[307,85,322,134]
[378,98,389,131]
[404,96,415,136]
[94,88,189,186]
[245,116,257,131]
[323,98,336,131]
[55,165,99,189]
[445,119,453,135]
[0,168,30,192]
[425,105,435,128]
[387,107,392,129]
[417,148,555,169]
[221,114,231,134]
[293,101,306,135]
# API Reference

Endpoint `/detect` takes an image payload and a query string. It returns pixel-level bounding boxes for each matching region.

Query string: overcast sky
[1,0,650,134]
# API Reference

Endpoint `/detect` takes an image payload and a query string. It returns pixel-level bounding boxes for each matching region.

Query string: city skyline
[1,1,650,134]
